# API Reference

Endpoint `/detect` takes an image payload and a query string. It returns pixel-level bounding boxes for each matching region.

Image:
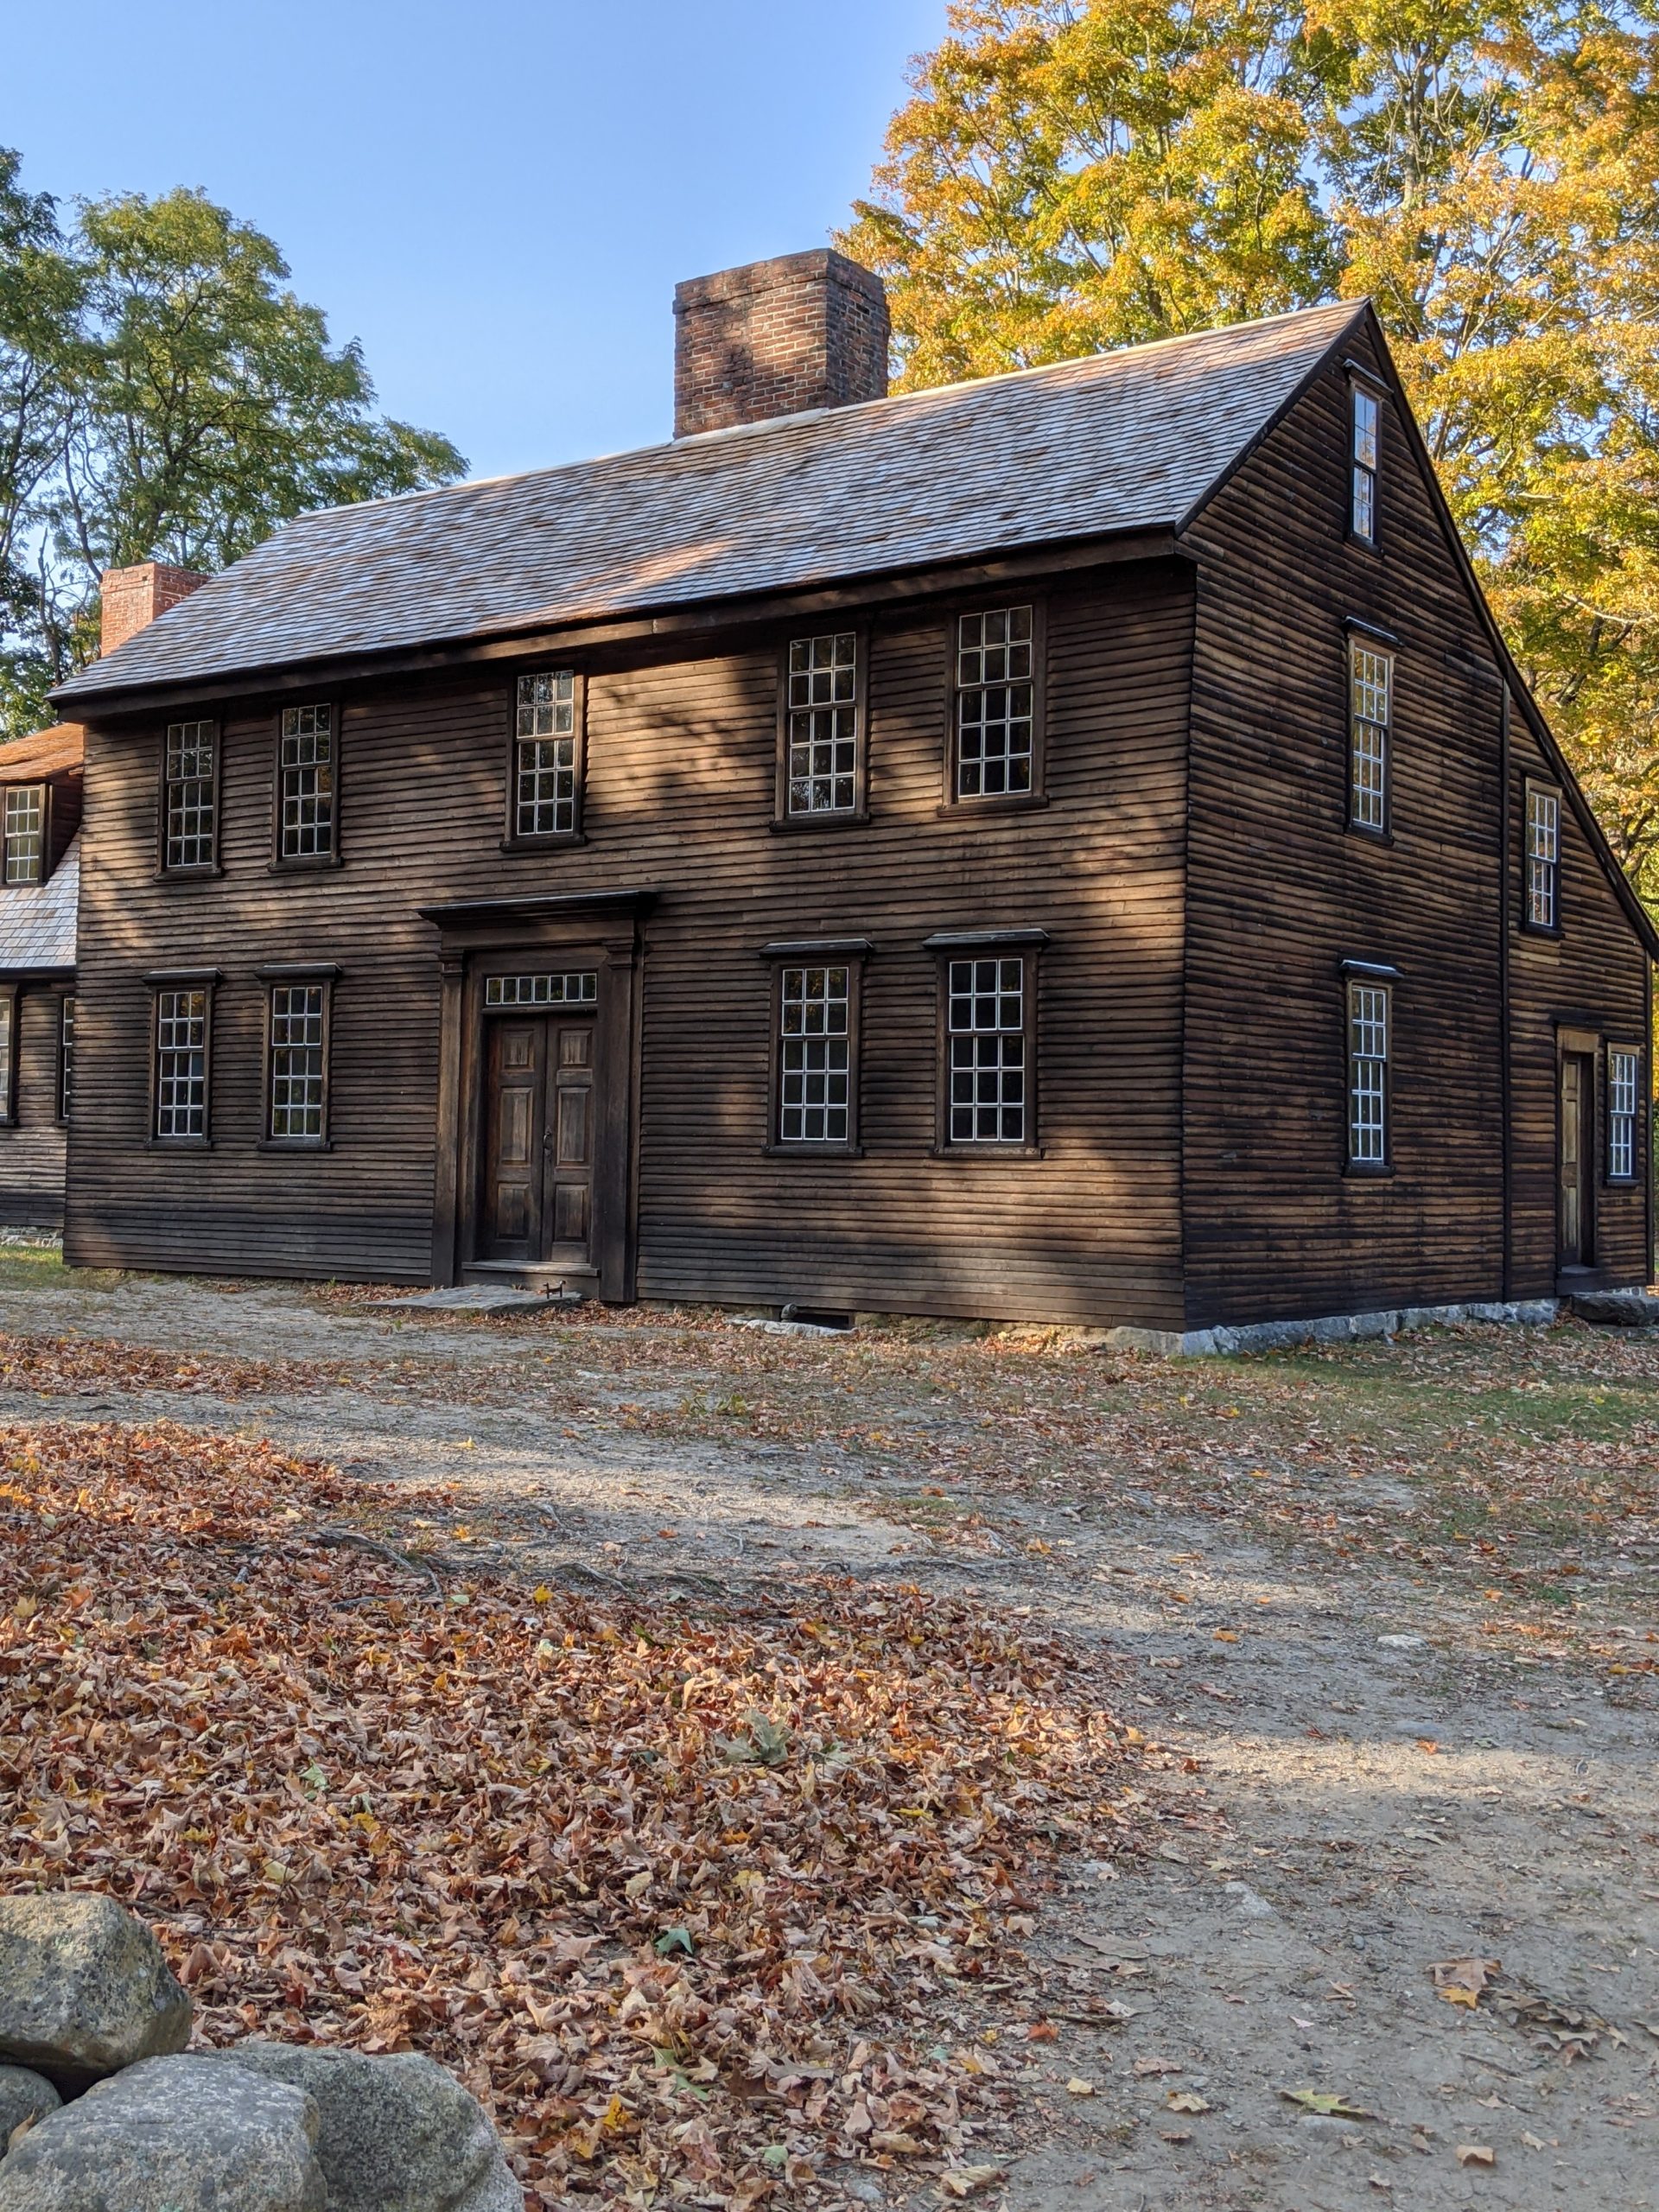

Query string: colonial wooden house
[50,250,1655,1337]
[0,721,80,1226]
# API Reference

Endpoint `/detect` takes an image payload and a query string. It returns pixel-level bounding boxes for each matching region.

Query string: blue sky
[3,0,947,480]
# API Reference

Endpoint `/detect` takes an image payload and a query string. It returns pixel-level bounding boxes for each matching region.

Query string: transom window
[1608,1046,1639,1182]
[779,966,851,1144]
[3,785,44,884]
[1349,643,1391,833]
[1525,783,1560,930]
[278,703,335,860]
[515,671,579,838]
[956,607,1034,800]
[267,983,327,1141]
[948,957,1027,1143]
[1351,382,1380,541]
[164,721,217,869]
[484,972,597,1007]
[1346,980,1390,1167]
[57,995,74,1122]
[786,633,859,815]
[154,988,209,1140]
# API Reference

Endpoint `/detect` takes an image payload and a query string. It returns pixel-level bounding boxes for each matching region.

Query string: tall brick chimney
[100,561,208,657]
[672,249,890,438]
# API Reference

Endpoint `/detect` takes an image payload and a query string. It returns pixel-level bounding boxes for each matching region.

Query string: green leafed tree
[0,159,466,737]
[841,0,1659,906]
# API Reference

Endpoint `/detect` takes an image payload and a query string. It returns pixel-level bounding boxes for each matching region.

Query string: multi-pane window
[514,671,579,837]
[278,704,335,860]
[1351,383,1380,541]
[786,634,859,815]
[1349,644,1391,832]
[57,995,75,1122]
[268,983,327,1141]
[484,973,597,1007]
[956,607,1034,800]
[1608,1046,1639,1183]
[778,965,851,1144]
[947,957,1027,1143]
[0,994,12,1122]
[1346,980,1390,1166]
[3,785,44,884]
[164,721,217,869]
[154,988,209,1140]
[1526,783,1560,929]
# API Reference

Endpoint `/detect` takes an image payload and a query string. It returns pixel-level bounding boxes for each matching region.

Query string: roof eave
[52,524,1191,722]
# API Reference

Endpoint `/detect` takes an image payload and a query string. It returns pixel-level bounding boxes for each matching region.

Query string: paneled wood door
[480,1015,595,1266]
[1558,1052,1596,1270]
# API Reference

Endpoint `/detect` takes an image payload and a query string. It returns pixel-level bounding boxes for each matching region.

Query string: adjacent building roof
[55,301,1367,703]
[0,723,83,779]
[0,833,77,973]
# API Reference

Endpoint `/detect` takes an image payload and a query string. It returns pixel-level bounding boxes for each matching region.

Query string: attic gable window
[1351,380,1380,543]
[1524,780,1561,931]
[2,785,45,884]
[512,671,582,842]
[163,721,218,871]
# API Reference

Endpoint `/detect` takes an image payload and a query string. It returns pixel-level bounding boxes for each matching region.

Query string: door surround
[1554,1021,1599,1281]
[421,887,655,1297]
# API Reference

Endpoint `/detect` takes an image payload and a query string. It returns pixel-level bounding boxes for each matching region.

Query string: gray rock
[0,1893,190,2089]
[0,2070,58,2152]
[0,2054,324,2211]
[1569,1288,1659,1327]
[212,2045,521,2212]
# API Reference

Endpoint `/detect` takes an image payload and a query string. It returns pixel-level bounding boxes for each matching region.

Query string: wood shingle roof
[56,300,1365,705]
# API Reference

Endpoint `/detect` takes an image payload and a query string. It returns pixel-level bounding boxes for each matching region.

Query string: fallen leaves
[1166,2090,1209,2113]
[1431,1957,1499,2008]
[1456,2144,1496,2168]
[0,1421,1140,2206]
[1279,2090,1375,2119]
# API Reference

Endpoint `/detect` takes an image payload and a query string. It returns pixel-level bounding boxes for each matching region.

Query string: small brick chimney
[673,249,890,438]
[100,561,208,657]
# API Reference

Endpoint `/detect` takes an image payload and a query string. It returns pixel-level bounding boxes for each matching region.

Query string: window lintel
[1344,616,1397,645]
[255,963,342,983]
[144,967,222,987]
[925,927,1050,953]
[1339,957,1401,979]
[759,937,874,963]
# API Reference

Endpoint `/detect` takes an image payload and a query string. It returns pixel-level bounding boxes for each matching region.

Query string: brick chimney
[100,561,208,657]
[673,249,890,438]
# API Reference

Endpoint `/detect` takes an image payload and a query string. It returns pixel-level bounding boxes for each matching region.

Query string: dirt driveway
[1,1247,1654,2211]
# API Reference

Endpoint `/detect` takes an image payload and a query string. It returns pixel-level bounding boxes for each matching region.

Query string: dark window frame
[271,701,341,870]
[158,719,222,877]
[759,938,870,1157]
[0,985,17,1126]
[1346,627,1394,840]
[1605,1039,1642,1186]
[56,990,74,1124]
[941,600,1048,817]
[1522,776,1563,936]
[257,963,340,1151]
[925,927,1048,1159]
[146,969,219,1147]
[772,626,871,830]
[1348,371,1382,547]
[1343,965,1395,1177]
[1,782,49,885]
[502,667,588,852]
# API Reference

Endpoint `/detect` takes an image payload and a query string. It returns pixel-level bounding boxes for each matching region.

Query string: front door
[1558,1052,1596,1270]
[480,1014,595,1266]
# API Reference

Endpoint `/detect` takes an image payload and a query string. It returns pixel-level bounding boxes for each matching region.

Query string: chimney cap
[673,247,887,315]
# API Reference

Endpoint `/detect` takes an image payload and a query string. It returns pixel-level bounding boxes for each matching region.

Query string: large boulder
[212,2045,521,2212]
[0,2054,324,2211]
[0,1893,190,2090]
[0,2069,58,2152]
[1570,1288,1659,1328]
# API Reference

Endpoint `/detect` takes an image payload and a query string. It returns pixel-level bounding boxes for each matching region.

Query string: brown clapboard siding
[0,988,68,1227]
[67,562,1196,1323]
[1181,323,1649,1328]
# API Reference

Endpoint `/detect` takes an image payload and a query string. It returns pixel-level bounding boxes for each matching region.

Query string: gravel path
[2,1266,1653,2210]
